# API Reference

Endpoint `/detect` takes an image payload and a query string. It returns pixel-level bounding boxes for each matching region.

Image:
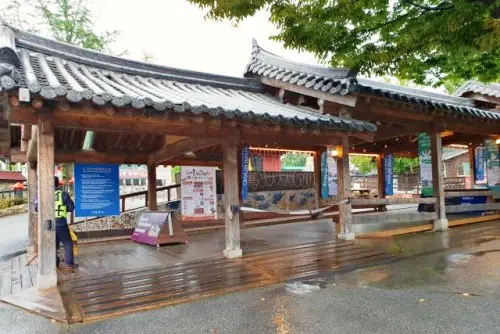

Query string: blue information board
[74,164,120,217]
[474,147,485,182]
[384,154,394,196]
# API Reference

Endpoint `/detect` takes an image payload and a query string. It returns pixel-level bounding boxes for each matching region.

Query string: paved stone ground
[0,213,28,262]
[0,221,499,333]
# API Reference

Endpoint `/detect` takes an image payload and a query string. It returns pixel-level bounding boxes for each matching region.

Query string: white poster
[327,155,338,196]
[180,166,217,221]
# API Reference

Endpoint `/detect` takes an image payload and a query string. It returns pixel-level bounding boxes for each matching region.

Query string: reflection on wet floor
[292,220,500,295]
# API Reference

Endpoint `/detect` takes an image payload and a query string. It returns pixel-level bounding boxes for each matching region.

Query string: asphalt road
[0,222,499,333]
[0,213,28,261]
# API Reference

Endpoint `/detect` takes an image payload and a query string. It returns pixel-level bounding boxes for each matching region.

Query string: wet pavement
[0,213,28,261]
[1,220,500,333]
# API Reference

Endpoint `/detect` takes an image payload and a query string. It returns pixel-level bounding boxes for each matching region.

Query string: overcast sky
[90,0,318,77]
[0,0,444,92]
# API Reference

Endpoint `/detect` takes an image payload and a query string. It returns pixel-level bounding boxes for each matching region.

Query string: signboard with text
[241,146,249,201]
[384,154,394,196]
[485,139,500,191]
[74,164,120,217]
[180,166,217,221]
[474,146,485,183]
[418,133,433,196]
[321,150,338,199]
[131,211,188,246]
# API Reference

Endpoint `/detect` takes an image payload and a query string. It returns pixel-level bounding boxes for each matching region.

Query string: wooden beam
[352,198,437,206]
[20,124,32,152]
[469,145,476,185]
[222,141,242,258]
[337,136,354,240]
[9,105,364,146]
[147,165,157,211]
[446,203,500,213]
[353,211,438,224]
[164,158,222,167]
[55,149,149,164]
[260,76,358,107]
[36,117,57,289]
[148,137,223,164]
[431,131,448,230]
[13,148,149,164]
[27,126,38,163]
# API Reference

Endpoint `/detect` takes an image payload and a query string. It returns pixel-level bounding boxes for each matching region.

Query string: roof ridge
[248,39,357,79]
[3,24,263,92]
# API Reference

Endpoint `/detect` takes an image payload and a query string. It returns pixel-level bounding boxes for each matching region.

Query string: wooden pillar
[337,136,354,240]
[314,149,322,209]
[36,119,57,289]
[431,132,448,231]
[147,164,158,211]
[222,140,242,258]
[27,162,37,256]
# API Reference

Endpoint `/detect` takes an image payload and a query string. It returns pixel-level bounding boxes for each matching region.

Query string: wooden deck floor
[59,239,397,322]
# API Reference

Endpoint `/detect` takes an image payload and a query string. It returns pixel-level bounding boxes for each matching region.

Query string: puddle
[446,253,475,264]
[284,280,326,295]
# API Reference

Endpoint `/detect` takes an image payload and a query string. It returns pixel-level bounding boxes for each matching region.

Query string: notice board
[74,164,120,217]
[180,166,217,221]
[131,211,188,246]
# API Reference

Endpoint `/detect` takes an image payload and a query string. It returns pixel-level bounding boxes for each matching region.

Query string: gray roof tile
[0,25,376,134]
[247,40,500,122]
[453,80,500,99]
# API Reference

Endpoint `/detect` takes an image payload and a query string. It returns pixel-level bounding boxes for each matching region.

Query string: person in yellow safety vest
[54,176,77,269]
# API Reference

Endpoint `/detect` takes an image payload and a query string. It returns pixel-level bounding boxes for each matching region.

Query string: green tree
[281,153,308,168]
[188,0,500,88]
[350,156,376,175]
[393,157,420,175]
[2,0,123,54]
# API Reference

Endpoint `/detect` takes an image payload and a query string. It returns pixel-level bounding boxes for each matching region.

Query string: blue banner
[321,151,329,199]
[474,146,485,182]
[241,146,250,201]
[384,154,394,196]
[74,164,120,217]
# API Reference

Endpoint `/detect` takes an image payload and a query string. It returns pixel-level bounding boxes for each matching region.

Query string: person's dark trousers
[56,222,74,267]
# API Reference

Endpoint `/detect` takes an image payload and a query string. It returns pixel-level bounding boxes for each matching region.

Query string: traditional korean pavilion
[0,25,498,322]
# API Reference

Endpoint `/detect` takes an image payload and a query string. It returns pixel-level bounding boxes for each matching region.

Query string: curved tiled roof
[246,40,500,122]
[0,25,376,134]
[453,81,500,99]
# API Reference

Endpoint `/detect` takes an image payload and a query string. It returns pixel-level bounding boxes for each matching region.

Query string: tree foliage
[393,157,420,175]
[281,152,308,167]
[350,156,376,175]
[188,0,500,87]
[1,0,123,54]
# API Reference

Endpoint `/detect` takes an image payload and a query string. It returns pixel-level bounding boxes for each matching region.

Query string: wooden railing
[445,190,500,214]
[120,184,180,213]
[351,197,438,225]
[71,184,180,224]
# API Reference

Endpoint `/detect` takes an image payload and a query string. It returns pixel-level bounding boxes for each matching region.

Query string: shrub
[0,197,27,209]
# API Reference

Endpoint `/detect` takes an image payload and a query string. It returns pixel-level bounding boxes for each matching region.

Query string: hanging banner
[74,164,120,217]
[180,166,217,221]
[327,153,338,196]
[321,151,329,199]
[474,146,485,183]
[241,146,250,201]
[418,133,433,196]
[321,150,338,198]
[384,154,394,196]
[484,139,500,191]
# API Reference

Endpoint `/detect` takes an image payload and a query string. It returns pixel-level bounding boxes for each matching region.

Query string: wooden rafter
[148,137,222,165]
